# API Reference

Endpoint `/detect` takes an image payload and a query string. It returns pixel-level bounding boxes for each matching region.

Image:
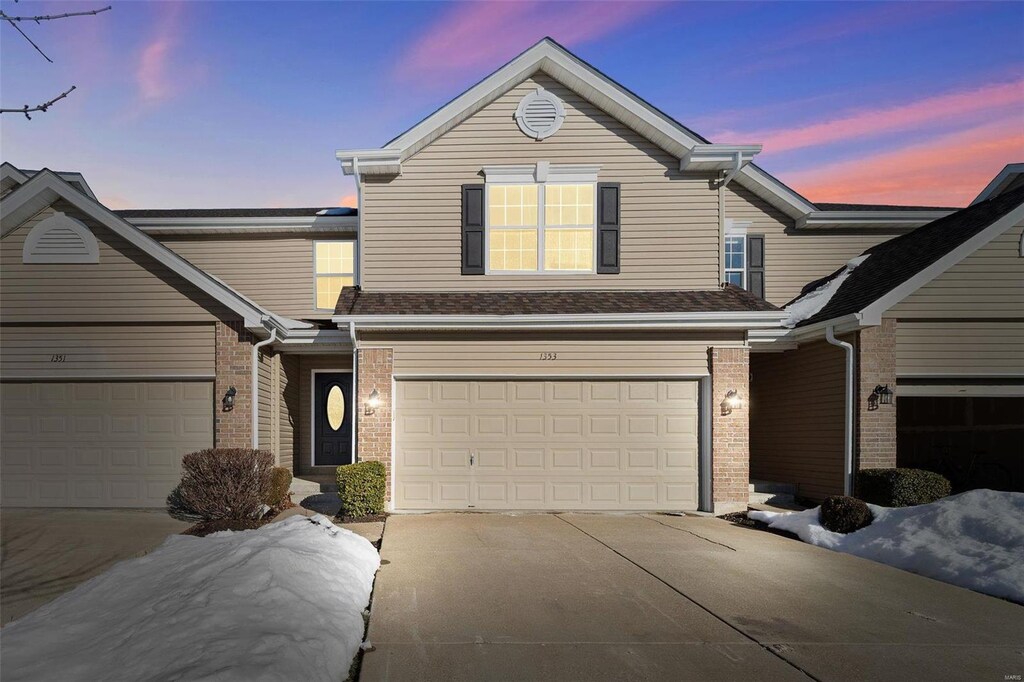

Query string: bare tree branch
[1,6,111,23]
[0,85,76,119]
[1,12,52,62]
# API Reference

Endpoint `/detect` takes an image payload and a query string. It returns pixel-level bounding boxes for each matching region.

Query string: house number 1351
[539,352,558,361]
[50,354,66,363]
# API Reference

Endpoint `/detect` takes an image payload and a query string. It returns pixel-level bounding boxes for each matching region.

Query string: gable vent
[23,212,100,264]
[515,88,566,140]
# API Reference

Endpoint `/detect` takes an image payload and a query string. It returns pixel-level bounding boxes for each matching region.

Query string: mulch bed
[719,510,801,541]
[182,518,271,537]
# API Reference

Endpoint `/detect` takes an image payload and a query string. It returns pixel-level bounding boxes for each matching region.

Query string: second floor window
[314,241,354,310]
[724,234,746,288]
[487,183,595,273]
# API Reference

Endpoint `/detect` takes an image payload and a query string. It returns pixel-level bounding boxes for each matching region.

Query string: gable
[889,218,1024,318]
[1,200,234,323]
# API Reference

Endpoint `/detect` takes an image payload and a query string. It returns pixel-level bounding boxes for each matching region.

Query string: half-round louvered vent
[22,212,100,264]
[515,88,565,140]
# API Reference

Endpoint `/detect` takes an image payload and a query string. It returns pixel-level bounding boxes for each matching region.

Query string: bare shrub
[176,449,274,520]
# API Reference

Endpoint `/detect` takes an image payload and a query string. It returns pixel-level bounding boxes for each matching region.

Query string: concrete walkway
[361,513,1024,681]
[1,508,188,624]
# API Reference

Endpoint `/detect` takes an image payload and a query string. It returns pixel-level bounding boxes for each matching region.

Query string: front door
[314,372,354,466]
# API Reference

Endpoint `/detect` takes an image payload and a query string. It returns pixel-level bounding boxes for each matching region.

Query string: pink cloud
[134,2,206,108]
[743,80,1024,154]
[396,1,662,86]
[338,193,358,208]
[782,117,1024,206]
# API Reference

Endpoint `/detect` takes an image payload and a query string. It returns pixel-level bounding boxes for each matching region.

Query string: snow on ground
[2,514,380,682]
[750,489,1024,603]
[783,254,870,327]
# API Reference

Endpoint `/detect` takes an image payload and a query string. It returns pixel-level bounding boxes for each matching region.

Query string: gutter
[332,311,787,331]
[825,325,855,496]
[251,320,278,449]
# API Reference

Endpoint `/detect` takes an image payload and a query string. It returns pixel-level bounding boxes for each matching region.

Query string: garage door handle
[470,453,475,466]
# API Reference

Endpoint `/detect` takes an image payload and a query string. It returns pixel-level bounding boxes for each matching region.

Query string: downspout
[717,151,744,189]
[825,325,855,496]
[251,321,278,449]
[352,157,363,287]
[348,321,358,462]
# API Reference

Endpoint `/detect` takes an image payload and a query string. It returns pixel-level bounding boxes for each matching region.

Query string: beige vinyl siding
[158,235,345,318]
[359,331,746,377]
[888,220,1024,318]
[724,184,906,307]
[361,74,720,291]
[896,321,1024,377]
[297,355,354,477]
[1,202,228,323]
[258,351,274,456]
[750,340,847,502]
[279,355,300,471]
[1,324,214,379]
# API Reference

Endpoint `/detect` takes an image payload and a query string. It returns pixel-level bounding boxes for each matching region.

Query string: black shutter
[747,234,765,299]
[461,184,485,275]
[596,182,620,274]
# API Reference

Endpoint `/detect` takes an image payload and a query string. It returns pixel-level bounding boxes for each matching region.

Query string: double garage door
[394,379,700,511]
[1,382,213,507]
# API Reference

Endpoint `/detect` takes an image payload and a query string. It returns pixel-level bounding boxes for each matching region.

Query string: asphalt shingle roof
[334,285,779,317]
[794,185,1024,327]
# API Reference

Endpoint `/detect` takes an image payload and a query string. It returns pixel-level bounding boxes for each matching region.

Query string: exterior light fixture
[365,388,381,415]
[222,386,237,412]
[721,390,742,416]
[868,384,893,411]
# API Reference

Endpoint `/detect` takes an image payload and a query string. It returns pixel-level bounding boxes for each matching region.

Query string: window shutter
[596,182,620,274]
[462,184,485,275]
[746,234,765,299]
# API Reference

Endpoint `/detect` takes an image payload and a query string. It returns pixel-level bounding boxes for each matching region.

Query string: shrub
[336,461,386,519]
[857,468,952,507]
[819,495,873,534]
[176,448,274,520]
[264,467,293,508]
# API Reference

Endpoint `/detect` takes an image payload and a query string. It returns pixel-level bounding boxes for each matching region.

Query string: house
[1,38,1020,513]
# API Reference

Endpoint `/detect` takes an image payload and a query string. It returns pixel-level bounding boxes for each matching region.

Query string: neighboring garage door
[1,381,214,507]
[394,379,699,511]
[898,396,1024,493]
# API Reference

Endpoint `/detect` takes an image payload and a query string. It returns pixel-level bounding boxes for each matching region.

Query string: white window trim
[484,181,598,276]
[723,219,750,289]
[312,239,356,311]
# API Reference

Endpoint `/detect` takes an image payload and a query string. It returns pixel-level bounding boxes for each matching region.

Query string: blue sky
[2,1,1022,208]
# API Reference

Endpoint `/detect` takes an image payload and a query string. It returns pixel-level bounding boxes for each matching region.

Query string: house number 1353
[539,352,558,361]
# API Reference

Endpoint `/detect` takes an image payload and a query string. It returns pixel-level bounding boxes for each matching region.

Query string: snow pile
[2,514,380,682]
[750,490,1024,602]
[783,254,870,327]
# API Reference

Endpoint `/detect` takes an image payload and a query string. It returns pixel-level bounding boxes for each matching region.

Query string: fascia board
[333,311,787,330]
[797,210,954,229]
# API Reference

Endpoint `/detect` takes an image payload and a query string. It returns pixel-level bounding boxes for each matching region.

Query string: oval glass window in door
[326,385,345,431]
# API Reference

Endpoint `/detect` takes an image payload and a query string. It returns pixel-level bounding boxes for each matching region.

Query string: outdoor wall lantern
[721,390,742,416]
[222,386,237,412]
[868,384,893,411]
[365,388,381,415]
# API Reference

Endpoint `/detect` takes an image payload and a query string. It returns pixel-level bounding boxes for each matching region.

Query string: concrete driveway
[1,508,189,624]
[362,513,1024,681]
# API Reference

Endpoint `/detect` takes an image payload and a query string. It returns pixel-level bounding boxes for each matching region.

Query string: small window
[724,235,745,288]
[314,241,354,310]
[486,183,596,273]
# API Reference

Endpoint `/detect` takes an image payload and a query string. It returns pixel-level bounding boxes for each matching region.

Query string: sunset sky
[1,0,1022,209]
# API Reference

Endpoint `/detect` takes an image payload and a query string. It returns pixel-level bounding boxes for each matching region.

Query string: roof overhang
[126,214,358,235]
[335,38,816,219]
[333,310,787,331]
[679,144,761,173]
[0,169,312,338]
[971,162,1024,205]
[797,209,955,230]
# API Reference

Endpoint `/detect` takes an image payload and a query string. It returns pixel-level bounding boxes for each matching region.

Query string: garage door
[394,379,699,511]
[1,382,214,508]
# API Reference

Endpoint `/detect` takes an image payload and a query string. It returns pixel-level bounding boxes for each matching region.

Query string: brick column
[357,348,394,501]
[710,346,750,514]
[215,319,254,448]
[856,318,897,471]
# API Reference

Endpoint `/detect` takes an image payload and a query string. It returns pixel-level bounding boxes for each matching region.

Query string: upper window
[724,235,745,288]
[487,183,596,273]
[314,241,354,310]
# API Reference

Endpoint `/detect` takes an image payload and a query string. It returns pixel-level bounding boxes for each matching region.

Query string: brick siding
[357,348,394,500]
[857,318,898,471]
[711,346,750,513]
[215,319,253,448]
